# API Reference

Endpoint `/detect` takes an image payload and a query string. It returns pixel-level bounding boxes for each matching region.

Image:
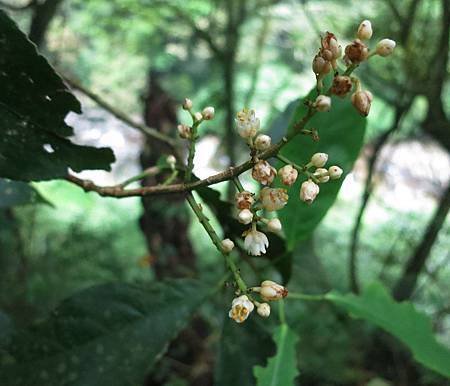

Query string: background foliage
[0,0,449,385]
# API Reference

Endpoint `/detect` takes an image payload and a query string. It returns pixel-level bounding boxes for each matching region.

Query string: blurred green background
[0,0,449,385]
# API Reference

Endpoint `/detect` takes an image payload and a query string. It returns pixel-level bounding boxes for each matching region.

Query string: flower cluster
[336,20,395,116]
[228,280,287,323]
[177,98,215,139]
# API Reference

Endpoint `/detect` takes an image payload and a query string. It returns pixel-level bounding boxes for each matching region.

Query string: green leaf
[0,279,207,386]
[271,91,366,249]
[253,324,300,386]
[0,10,115,181]
[0,178,51,208]
[326,282,450,378]
[215,317,275,386]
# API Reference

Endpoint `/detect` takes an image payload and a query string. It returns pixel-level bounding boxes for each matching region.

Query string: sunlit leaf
[253,324,300,386]
[326,282,450,378]
[271,88,366,250]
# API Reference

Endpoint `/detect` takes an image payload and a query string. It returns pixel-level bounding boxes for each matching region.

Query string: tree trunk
[393,182,450,301]
[29,0,64,48]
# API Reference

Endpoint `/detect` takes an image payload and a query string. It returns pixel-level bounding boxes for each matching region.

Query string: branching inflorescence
[67,20,395,323]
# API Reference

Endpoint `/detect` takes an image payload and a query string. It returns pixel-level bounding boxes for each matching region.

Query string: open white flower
[244,227,269,256]
[236,108,260,138]
[228,295,254,323]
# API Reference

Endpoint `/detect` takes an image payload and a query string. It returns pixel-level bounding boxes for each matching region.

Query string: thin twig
[64,77,178,149]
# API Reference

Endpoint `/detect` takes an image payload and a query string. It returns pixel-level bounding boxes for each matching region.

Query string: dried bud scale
[235,191,255,210]
[260,187,288,211]
[331,75,352,98]
[344,39,369,64]
[252,160,277,186]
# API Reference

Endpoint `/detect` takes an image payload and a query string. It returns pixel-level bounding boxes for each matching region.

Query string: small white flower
[177,124,191,139]
[314,167,330,183]
[194,112,203,122]
[260,187,288,211]
[357,20,373,40]
[166,155,176,169]
[202,106,215,120]
[314,95,331,112]
[256,302,271,318]
[236,108,260,138]
[238,209,253,225]
[310,153,328,168]
[254,134,271,151]
[259,280,288,301]
[278,165,298,186]
[267,218,282,233]
[244,228,269,256]
[182,98,193,110]
[328,165,343,179]
[300,179,320,204]
[229,295,254,323]
[221,238,235,253]
[376,39,396,57]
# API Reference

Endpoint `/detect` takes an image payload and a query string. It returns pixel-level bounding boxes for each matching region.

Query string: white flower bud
[357,20,373,40]
[260,187,288,211]
[194,112,203,122]
[256,303,271,318]
[177,124,191,139]
[300,179,320,204]
[244,228,269,256]
[314,167,329,183]
[279,164,298,186]
[238,209,253,225]
[314,95,331,112]
[166,155,176,168]
[252,160,277,186]
[254,134,271,151]
[235,191,254,210]
[310,153,328,168]
[202,106,215,120]
[267,218,282,233]
[182,98,193,110]
[236,108,260,138]
[259,280,288,301]
[351,90,373,116]
[229,295,254,323]
[221,238,235,253]
[376,38,396,57]
[328,165,343,179]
